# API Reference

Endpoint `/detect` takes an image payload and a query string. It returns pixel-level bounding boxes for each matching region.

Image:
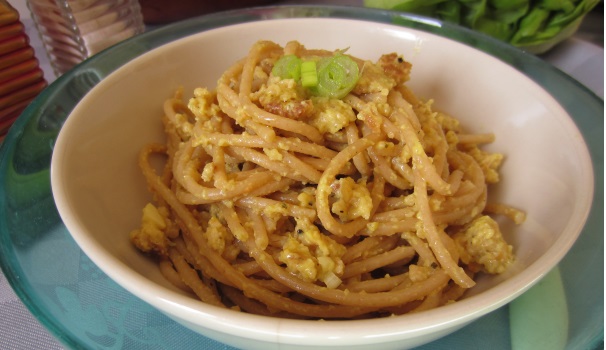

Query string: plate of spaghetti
[49,8,595,350]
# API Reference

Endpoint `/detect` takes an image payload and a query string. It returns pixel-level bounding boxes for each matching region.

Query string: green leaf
[489,0,529,10]
[539,0,576,12]
[390,0,448,11]
[510,7,550,43]
[549,0,600,26]
[437,1,462,23]
[365,0,601,52]
[475,17,516,40]
[489,3,530,24]
[459,0,488,28]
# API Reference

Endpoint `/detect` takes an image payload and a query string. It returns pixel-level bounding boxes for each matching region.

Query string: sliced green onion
[313,54,360,99]
[272,53,360,99]
[272,55,302,81]
[300,60,318,87]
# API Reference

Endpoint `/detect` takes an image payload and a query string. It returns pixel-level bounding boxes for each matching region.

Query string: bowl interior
[50,17,594,347]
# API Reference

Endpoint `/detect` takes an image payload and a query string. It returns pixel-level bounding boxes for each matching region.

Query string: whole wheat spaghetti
[130,40,525,319]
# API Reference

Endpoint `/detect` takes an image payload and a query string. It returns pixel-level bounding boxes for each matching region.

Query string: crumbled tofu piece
[351,60,396,96]
[188,87,221,121]
[436,112,461,135]
[279,218,346,288]
[309,97,356,134]
[331,177,373,221]
[202,216,240,261]
[281,235,318,282]
[467,147,504,184]
[205,216,229,254]
[260,202,289,233]
[454,215,514,274]
[130,203,169,256]
[377,53,412,85]
[297,187,316,208]
[173,112,194,137]
[250,76,313,120]
[263,148,283,161]
[201,163,214,182]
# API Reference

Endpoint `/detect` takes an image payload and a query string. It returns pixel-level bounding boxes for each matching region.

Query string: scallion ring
[272,54,302,81]
[313,54,360,99]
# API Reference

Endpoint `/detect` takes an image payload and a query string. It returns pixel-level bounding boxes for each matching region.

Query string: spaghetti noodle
[129,40,525,319]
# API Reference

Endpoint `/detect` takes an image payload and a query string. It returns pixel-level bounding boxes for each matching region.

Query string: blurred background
[8,0,606,74]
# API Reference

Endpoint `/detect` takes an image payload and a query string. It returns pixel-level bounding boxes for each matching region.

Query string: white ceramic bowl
[50,16,594,350]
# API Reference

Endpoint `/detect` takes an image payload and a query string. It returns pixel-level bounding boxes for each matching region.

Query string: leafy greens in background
[364,0,601,53]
